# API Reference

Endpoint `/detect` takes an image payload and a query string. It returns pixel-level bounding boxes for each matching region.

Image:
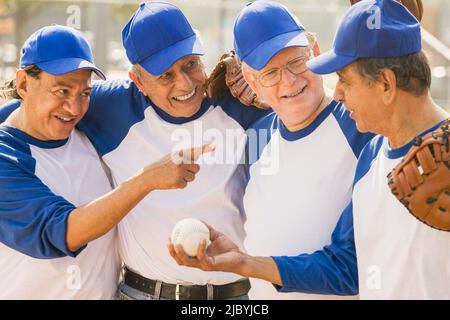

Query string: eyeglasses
[157,58,204,86]
[254,54,310,87]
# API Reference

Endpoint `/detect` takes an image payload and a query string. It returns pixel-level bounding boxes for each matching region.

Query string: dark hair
[355,51,431,96]
[1,65,43,100]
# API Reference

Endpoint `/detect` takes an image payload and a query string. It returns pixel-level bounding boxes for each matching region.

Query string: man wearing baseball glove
[170,1,375,299]
[348,0,449,232]
[170,0,450,299]
[388,119,449,231]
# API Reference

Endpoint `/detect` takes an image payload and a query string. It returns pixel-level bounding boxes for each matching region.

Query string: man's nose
[62,95,84,116]
[176,71,194,91]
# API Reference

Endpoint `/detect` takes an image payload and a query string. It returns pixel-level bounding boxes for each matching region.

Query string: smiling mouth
[55,115,76,123]
[281,86,306,99]
[172,87,196,102]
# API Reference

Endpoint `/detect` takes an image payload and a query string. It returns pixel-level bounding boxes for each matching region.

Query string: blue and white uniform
[0,106,119,299]
[76,79,268,285]
[352,124,450,299]
[271,121,450,299]
[244,100,374,299]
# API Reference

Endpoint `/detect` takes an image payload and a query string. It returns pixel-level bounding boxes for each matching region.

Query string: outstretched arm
[168,223,282,285]
[0,145,213,258]
[66,144,214,251]
[168,201,358,295]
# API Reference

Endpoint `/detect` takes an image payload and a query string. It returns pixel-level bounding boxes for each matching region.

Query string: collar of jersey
[0,125,68,149]
[383,120,445,159]
[150,96,213,125]
[277,100,337,141]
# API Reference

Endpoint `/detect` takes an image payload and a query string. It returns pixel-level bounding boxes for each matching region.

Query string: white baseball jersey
[352,127,450,299]
[77,79,269,285]
[269,120,450,299]
[0,117,119,299]
[245,100,374,299]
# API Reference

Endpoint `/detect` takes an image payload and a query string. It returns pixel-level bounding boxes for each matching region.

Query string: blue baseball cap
[307,0,421,74]
[233,0,309,71]
[20,25,105,80]
[122,2,205,76]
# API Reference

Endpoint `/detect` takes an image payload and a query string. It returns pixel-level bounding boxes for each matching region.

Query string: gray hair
[131,64,143,79]
[355,51,431,96]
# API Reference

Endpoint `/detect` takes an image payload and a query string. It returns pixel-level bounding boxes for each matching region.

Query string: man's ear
[306,32,321,57]
[312,39,321,57]
[15,69,28,100]
[379,68,397,105]
[129,68,147,97]
[241,66,259,96]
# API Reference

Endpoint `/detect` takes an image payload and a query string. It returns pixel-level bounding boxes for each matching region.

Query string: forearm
[66,170,152,251]
[271,246,358,295]
[240,255,283,286]
[66,146,206,252]
[240,203,357,295]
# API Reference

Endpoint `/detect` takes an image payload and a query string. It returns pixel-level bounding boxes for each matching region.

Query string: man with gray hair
[169,0,374,299]
[170,0,450,299]
[77,2,269,300]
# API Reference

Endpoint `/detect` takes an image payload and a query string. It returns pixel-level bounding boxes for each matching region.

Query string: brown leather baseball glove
[350,0,423,22]
[387,119,450,231]
[205,50,269,109]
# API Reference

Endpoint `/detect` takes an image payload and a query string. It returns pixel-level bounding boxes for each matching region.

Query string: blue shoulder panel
[353,135,384,188]
[77,79,149,156]
[216,93,272,130]
[246,111,278,166]
[0,99,21,123]
[331,102,375,158]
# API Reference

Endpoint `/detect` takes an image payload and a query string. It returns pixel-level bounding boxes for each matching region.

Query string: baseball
[171,218,210,257]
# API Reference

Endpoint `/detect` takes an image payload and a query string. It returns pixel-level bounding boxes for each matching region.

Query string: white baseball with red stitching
[171,218,210,257]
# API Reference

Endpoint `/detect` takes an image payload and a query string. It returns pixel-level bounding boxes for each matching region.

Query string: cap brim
[306,50,356,75]
[243,30,309,71]
[140,33,205,76]
[37,57,106,80]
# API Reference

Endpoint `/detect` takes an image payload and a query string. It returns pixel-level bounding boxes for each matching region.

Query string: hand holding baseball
[170,218,210,257]
[168,222,246,274]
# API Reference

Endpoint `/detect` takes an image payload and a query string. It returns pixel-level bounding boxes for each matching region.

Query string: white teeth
[284,86,306,98]
[55,116,73,122]
[173,88,196,101]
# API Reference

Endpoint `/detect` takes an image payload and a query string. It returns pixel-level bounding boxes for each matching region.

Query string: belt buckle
[175,284,180,300]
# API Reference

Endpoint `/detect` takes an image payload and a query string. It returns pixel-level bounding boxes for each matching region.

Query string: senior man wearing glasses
[169,1,374,299]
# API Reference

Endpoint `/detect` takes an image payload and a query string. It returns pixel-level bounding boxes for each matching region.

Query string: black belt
[123,267,251,300]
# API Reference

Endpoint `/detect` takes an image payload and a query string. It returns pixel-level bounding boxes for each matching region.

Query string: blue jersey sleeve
[272,201,358,295]
[0,139,84,259]
[216,93,272,130]
[245,111,277,166]
[77,79,148,157]
[0,99,21,123]
[331,102,375,158]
